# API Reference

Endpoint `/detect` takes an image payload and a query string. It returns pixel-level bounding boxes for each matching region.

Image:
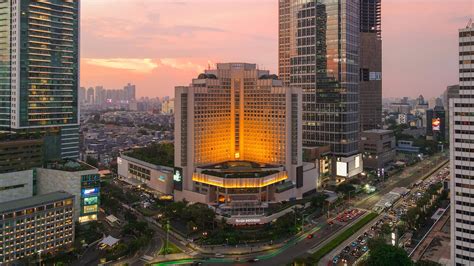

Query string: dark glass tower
[359,0,382,131]
[0,0,80,160]
[279,0,360,156]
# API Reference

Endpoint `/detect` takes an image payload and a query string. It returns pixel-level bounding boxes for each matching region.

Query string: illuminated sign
[84,196,98,205]
[369,72,382,81]
[235,218,261,224]
[174,167,183,191]
[159,195,174,201]
[82,188,99,196]
[336,162,348,177]
[159,175,166,182]
[83,205,98,214]
[432,118,441,131]
[355,156,360,169]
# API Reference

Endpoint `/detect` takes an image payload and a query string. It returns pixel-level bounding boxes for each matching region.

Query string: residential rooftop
[0,191,74,214]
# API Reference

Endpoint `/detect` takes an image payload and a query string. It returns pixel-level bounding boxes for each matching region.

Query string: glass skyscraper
[279,0,363,179]
[0,0,80,160]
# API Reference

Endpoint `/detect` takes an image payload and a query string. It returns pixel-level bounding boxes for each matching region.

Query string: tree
[310,194,328,209]
[365,238,413,266]
[335,183,356,196]
[380,223,392,239]
[86,156,99,167]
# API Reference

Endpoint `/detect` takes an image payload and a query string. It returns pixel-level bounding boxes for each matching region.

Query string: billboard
[82,187,99,196]
[173,167,183,191]
[432,118,441,131]
[84,196,98,205]
[336,162,348,177]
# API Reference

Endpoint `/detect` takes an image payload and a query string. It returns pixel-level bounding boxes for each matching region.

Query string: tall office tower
[124,83,136,102]
[359,0,382,131]
[175,63,317,222]
[451,20,474,265]
[279,0,363,179]
[0,0,80,160]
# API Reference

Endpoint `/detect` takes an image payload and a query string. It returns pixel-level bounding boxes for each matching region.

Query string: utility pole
[165,220,170,256]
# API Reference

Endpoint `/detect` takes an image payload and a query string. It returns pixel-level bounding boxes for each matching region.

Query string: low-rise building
[0,191,75,264]
[37,161,100,223]
[360,129,396,170]
[396,140,421,154]
[117,153,174,195]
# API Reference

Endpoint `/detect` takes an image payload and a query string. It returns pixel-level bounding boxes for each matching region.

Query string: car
[342,246,351,253]
[362,246,369,252]
[215,253,224,258]
[351,241,358,247]
[333,255,340,264]
[247,258,260,263]
[307,233,314,239]
[361,239,367,245]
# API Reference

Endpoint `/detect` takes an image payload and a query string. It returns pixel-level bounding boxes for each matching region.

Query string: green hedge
[311,212,378,263]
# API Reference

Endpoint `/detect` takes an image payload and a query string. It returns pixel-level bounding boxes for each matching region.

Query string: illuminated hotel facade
[175,63,318,219]
[0,0,80,160]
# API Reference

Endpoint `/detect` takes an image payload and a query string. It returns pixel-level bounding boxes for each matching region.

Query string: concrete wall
[0,170,34,203]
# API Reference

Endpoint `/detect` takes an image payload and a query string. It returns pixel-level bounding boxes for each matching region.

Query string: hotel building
[0,0,80,160]
[0,191,75,264]
[175,63,318,221]
[451,21,474,265]
[279,0,363,181]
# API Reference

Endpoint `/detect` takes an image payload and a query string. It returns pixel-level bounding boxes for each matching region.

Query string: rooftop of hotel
[198,161,282,178]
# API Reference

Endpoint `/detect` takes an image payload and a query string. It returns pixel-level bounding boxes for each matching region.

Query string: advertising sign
[174,167,183,191]
[82,187,99,196]
[432,118,441,131]
[84,196,98,205]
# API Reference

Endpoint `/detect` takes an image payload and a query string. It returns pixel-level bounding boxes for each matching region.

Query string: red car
[307,233,314,239]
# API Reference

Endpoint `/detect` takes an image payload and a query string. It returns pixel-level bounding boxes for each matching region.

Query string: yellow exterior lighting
[192,171,288,188]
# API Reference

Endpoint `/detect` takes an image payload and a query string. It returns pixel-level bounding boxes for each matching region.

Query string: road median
[309,212,378,264]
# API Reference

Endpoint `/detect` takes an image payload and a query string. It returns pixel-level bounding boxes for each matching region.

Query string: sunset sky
[80,0,473,99]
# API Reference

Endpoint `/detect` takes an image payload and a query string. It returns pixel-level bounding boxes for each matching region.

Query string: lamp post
[165,220,170,257]
[38,249,43,266]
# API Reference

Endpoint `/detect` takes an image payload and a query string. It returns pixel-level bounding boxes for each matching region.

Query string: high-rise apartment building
[175,63,318,223]
[124,83,136,102]
[450,20,474,265]
[279,0,363,179]
[0,0,80,160]
[359,0,382,131]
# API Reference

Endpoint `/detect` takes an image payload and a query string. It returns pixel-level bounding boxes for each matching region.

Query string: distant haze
[80,0,472,98]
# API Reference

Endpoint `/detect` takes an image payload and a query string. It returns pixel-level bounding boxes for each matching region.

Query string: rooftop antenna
[468,18,473,28]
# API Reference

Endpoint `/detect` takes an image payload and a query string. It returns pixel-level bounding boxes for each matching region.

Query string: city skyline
[80,0,471,98]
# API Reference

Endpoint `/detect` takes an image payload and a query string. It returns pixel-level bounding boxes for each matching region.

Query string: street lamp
[38,249,43,266]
